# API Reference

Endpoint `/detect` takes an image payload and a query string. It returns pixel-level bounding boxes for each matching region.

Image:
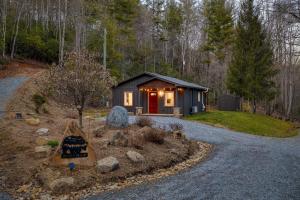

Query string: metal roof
[116,72,208,90]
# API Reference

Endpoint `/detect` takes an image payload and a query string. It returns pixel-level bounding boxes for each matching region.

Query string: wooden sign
[61,136,88,158]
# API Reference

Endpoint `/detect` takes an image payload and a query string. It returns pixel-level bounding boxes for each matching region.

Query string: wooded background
[0,0,299,120]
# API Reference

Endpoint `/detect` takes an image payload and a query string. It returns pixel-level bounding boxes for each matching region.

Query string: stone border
[63,142,212,200]
[14,142,213,200]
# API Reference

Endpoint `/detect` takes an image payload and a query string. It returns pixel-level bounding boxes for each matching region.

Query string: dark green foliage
[202,0,234,61]
[32,94,46,113]
[47,140,59,148]
[227,0,278,112]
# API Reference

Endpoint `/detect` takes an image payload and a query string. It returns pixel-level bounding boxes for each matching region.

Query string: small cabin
[112,72,209,117]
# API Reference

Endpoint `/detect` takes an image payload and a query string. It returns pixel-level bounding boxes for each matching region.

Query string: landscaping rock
[36,128,49,136]
[38,168,61,188]
[106,106,128,128]
[35,137,50,146]
[93,126,105,137]
[126,151,145,163]
[34,146,51,159]
[96,156,119,173]
[40,194,53,200]
[49,177,74,193]
[136,126,152,136]
[25,118,40,126]
[109,130,128,147]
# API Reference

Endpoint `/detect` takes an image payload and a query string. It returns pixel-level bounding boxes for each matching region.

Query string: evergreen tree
[227,0,277,113]
[203,0,234,62]
[202,0,234,99]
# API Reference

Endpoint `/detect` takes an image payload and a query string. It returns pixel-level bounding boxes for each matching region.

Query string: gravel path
[0,77,27,199]
[88,116,300,200]
[0,77,27,117]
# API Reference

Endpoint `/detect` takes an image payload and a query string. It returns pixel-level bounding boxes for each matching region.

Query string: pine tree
[202,0,234,99]
[202,0,234,62]
[227,0,277,113]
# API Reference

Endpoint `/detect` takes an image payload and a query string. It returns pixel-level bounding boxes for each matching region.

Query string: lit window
[124,92,133,106]
[198,92,201,102]
[164,91,174,107]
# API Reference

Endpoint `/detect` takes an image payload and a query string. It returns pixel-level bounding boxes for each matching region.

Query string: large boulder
[106,106,128,128]
[96,156,119,173]
[126,151,145,163]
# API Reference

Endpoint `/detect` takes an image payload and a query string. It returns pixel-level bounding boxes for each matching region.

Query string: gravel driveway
[88,116,300,200]
[0,77,27,117]
[0,76,27,199]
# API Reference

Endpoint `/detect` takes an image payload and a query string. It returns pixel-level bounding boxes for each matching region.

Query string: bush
[129,134,145,149]
[32,94,46,113]
[47,140,59,148]
[144,129,165,144]
[135,116,153,127]
[169,123,183,132]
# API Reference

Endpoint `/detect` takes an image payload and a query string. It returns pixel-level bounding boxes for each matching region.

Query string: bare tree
[10,1,25,59]
[0,0,7,57]
[49,51,115,127]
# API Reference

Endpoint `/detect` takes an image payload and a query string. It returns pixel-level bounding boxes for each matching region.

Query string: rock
[38,168,61,187]
[49,177,74,193]
[106,106,128,128]
[93,126,105,137]
[35,137,50,146]
[126,151,145,163]
[35,146,51,159]
[40,194,53,200]
[136,126,153,136]
[36,128,49,136]
[96,156,119,173]
[17,183,32,193]
[25,118,40,126]
[109,130,128,147]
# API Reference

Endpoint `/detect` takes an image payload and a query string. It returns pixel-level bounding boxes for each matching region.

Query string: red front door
[149,92,158,113]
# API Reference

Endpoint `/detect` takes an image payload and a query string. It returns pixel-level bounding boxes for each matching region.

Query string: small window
[124,92,133,106]
[164,91,174,107]
[198,92,201,102]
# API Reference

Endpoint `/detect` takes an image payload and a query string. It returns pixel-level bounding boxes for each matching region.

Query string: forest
[0,0,299,120]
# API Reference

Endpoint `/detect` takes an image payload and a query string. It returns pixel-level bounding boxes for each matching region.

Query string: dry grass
[135,116,154,127]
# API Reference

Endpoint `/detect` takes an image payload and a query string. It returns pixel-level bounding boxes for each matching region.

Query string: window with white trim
[164,91,174,107]
[124,92,133,106]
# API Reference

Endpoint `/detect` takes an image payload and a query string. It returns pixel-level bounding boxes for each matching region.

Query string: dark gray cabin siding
[112,72,208,116]
[112,75,152,112]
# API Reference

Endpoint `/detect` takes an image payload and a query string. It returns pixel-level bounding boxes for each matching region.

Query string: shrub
[47,140,59,148]
[32,94,46,113]
[144,128,165,144]
[128,134,145,149]
[135,116,153,127]
[169,123,183,132]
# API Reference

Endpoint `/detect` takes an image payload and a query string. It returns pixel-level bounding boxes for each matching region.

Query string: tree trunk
[60,0,67,63]
[78,109,83,128]
[11,2,24,59]
[240,96,243,112]
[252,98,256,114]
[1,0,7,57]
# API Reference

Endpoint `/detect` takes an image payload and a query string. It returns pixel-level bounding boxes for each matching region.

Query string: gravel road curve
[88,116,300,200]
[0,76,27,199]
[0,77,27,117]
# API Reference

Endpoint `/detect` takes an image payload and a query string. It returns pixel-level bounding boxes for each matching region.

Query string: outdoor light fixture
[158,90,164,97]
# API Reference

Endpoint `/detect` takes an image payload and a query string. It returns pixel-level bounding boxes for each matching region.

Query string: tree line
[0,0,299,119]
